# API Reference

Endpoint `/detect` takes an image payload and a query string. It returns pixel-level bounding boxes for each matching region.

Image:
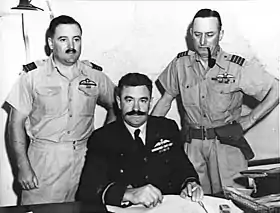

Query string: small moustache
[66,48,77,54]
[126,110,146,116]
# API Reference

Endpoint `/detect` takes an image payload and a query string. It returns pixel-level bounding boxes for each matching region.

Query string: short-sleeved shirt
[6,56,116,142]
[158,48,275,128]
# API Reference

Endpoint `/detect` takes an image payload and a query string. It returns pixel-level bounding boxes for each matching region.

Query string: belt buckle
[199,126,207,140]
[203,127,208,139]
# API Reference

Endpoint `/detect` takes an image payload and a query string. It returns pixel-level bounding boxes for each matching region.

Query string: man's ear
[148,97,154,113]
[190,27,193,36]
[116,95,121,109]
[48,37,54,50]
[219,29,224,41]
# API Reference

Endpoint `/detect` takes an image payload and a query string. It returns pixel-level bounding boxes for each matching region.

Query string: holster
[214,122,255,160]
[180,123,192,144]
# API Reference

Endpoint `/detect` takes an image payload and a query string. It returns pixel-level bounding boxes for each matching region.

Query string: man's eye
[126,99,133,103]
[194,33,201,37]
[60,38,66,42]
[74,38,81,42]
[140,99,148,103]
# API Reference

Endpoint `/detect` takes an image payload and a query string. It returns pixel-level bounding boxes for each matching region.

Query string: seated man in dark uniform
[76,73,203,208]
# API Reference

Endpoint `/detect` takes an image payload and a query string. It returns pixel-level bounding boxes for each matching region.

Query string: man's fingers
[149,185,163,204]
[180,188,187,198]
[33,175,39,188]
[20,181,28,190]
[187,183,193,196]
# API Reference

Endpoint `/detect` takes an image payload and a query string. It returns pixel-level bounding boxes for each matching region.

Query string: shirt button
[203,114,207,118]
[69,114,72,117]
[202,96,205,98]
[120,169,124,173]
[145,175,149,180]
[120,153,124,157]
[144,157,148,162]
[67,131,70,134]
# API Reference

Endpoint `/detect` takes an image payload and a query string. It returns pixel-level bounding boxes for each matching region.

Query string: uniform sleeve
[97,72,116,109]
[5,72,33,115]
[168,119,200,192]
[239,61,275,101]
[158,58,180,97]
[76,130,110,204]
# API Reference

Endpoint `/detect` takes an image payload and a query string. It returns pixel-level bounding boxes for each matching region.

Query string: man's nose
[133,101,140,111]
[68,40,74,49]
[200,35,207,46]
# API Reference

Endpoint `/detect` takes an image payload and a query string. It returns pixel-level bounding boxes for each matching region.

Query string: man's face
[117,85,152,128]
[191,17,223,59]
[48,24,82,66]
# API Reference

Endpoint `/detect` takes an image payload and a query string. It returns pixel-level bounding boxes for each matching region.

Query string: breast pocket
[208,82,236,112]
[34,86,62,115]
[180,83,199,107]
[77,86,99,116]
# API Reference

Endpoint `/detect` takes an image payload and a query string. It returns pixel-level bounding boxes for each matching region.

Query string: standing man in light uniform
[6,15,116,205]
[152,9,279,195]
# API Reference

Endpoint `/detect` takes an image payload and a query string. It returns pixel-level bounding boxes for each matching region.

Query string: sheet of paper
[107,195,243,213]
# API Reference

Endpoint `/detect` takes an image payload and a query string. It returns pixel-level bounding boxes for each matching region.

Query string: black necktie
[134,129,144,148]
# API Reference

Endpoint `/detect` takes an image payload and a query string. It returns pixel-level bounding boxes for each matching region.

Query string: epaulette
[177,50,189,59]
[229,54,245,66]
[90,62,103,71]
[22,62,37,72]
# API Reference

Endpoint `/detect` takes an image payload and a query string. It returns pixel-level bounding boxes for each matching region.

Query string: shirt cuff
[102,182,115,204]
[181,177,200,190]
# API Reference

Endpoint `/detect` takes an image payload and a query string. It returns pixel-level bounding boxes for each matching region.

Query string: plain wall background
[0,0,279,206]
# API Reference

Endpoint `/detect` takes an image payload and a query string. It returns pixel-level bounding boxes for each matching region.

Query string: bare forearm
[104,107,117,125]
[249,79,279,126]
[151,98,172,116]
[8,118,30,169]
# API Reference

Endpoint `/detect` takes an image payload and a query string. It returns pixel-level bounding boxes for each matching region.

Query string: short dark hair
[47,15,82,38]
[192,9,222,30]
[117,73,153,97]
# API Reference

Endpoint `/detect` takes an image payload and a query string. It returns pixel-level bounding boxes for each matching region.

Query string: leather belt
[189,127,216,140]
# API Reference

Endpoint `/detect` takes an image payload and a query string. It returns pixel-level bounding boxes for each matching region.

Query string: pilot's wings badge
[79,78,97,88]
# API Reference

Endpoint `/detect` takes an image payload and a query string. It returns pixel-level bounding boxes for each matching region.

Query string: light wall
[0,0,279,206]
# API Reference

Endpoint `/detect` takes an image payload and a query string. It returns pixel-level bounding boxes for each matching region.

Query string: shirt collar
[124,121,147,140]
[45,54,85,76]
[191,46,227,70]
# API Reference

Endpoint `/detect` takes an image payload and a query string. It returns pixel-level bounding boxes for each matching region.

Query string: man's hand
[123,184,163,208]
[180,181,203,202]
[18,164,39,190]
[238,115,254,132]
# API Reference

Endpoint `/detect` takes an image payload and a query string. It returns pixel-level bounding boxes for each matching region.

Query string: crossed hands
[122,182,203,208]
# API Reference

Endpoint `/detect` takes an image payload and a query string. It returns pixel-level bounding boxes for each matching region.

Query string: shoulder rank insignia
[82,60,103,71]
[177,50,189,59]
[22,62,37,72]
[90,62,103,71]
[229,55,245,66]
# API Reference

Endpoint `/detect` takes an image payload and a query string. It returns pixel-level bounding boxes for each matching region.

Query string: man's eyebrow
[140,97,149,100]
[57,36,67,39]
[194,30,215,34]
[124,95,133,99]
[56,35,81,39]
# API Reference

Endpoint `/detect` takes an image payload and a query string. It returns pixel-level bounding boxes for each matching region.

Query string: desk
[0,202,111,213]
[107,195,243,213]
[0,195,243,213]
